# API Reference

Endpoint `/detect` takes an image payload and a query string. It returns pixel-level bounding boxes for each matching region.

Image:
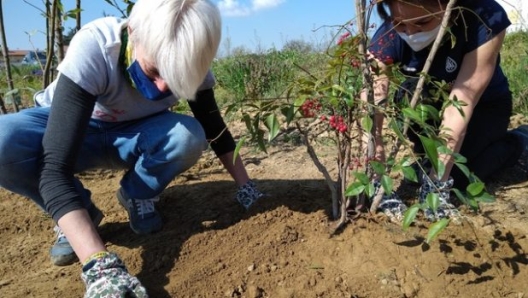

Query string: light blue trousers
[0,107,207,210]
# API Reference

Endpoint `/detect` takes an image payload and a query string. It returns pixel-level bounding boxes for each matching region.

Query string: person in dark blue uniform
[367,0,528,222]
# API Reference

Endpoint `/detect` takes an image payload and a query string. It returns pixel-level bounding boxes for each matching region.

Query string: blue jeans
[0,107,207,210]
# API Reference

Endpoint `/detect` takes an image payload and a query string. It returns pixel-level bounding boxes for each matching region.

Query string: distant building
[4,50,28,64]
[0,50,51,67]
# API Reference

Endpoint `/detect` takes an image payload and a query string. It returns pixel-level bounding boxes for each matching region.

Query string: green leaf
[455,163,471,178]
[233,137,246,165]
[293,97,305,112]
[332,84,347,94]
[353,172,370,184]
[402,165,418,183]
[417,104,440,122]
[402,108,421,122]
[388,119,407,143]
[361,116,373,133]
[426,218,449,243]
[264,114,280,142]
[452,188,473,209]
[365,182,376,198]
[466,182,485,197]
[402,204,420,230]
[436,162,446,180]
[345,182,366,197]
[426,192,440,212]
[418,135,439,173]
[400,156,414,167]
[475,192,495,203]
[242,114,253,134]
[369,160,385,176]
[380,175,393,196]
[256,129,267,154]
[281,105,296,124]
[452,152,467,164]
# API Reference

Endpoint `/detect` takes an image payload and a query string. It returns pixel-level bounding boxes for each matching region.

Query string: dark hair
[376,0,453,21]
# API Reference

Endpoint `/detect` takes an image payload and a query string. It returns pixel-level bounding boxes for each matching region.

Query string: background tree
[0,1,16,113]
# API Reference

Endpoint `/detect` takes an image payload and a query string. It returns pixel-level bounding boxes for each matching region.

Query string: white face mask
[397,24,442,52]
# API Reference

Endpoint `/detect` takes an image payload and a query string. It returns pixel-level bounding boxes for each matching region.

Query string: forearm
[436,96,475,181]
[40,75,104,263]
[360,71,390,164]
[57,209,106,262]
[40,75,96,220]
[218,151,250,187]
[434,30,505,181]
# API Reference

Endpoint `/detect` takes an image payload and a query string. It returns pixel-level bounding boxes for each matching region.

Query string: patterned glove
[373,180,407,222]
[81,252,148,298]
[236,180,264,209]
[418,174,460,222]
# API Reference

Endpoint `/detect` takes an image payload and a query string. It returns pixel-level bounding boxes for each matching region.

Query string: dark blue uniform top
[369,0,512,102]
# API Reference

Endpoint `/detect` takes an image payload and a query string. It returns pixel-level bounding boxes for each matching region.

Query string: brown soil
[1,118,528,298]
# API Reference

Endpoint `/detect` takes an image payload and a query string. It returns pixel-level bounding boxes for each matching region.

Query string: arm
[188,88,249,186]
[39,75,106,262]
[217,152,250,187]
[434,30,506,181]
[361,55,391,165]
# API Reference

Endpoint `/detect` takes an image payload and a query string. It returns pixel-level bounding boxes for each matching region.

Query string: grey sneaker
[50,204,104,266]
[510,125,528,173]
[117,188,163,234]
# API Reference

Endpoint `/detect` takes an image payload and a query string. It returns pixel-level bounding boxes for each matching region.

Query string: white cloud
[217,0,251,16]
[217,0,285,17]
[252,0,285,10]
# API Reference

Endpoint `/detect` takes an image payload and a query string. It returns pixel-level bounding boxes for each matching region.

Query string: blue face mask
[127,60,172,101]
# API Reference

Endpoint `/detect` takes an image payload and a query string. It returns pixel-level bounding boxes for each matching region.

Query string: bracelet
[83,251,110,266]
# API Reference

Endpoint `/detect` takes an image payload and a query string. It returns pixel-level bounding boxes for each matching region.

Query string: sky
[3,0,356,55]
[6,0,526,56]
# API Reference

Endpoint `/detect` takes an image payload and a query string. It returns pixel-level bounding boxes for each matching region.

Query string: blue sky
[3,0,356,55]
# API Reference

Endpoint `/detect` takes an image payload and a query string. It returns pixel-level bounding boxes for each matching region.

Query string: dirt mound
[1,140,528,297]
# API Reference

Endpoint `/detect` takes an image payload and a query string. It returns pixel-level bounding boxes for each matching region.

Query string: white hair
[128,0,221,99]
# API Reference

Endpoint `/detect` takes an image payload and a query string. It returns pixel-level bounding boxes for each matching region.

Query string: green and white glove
[236,180,264,209]
[81,252,148,298]
[418,174,460,222]
[373,180,407,222]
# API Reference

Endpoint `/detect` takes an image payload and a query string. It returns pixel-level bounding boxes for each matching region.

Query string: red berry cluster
[326,115,348,133]
[337,31,351,46]
[300,98,322,118]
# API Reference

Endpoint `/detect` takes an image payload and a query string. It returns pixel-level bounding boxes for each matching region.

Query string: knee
[166,115,207,163]
[0,117,40,193]
[0,117,40,164]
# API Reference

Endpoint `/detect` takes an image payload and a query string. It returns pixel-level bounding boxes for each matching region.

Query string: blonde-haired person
[0,0,263,296]
[367,0,528,222]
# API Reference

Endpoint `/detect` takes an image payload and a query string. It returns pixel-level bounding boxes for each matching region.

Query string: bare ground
[1,117,528,298]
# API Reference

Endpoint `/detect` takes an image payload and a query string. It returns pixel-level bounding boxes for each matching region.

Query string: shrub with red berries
[300,98,322,118]
[327,115,348,133]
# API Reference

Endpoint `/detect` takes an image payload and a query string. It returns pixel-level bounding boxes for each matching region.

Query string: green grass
[502,30,528,115]
[2,31,527,116]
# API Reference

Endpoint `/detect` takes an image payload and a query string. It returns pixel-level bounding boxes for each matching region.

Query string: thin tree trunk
[43,0,58,88]
[76,0,81,30]
[55,2,65,63]
[0,1,16,113]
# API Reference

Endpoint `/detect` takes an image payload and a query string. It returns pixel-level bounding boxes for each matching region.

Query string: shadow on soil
[97,178,331,297]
